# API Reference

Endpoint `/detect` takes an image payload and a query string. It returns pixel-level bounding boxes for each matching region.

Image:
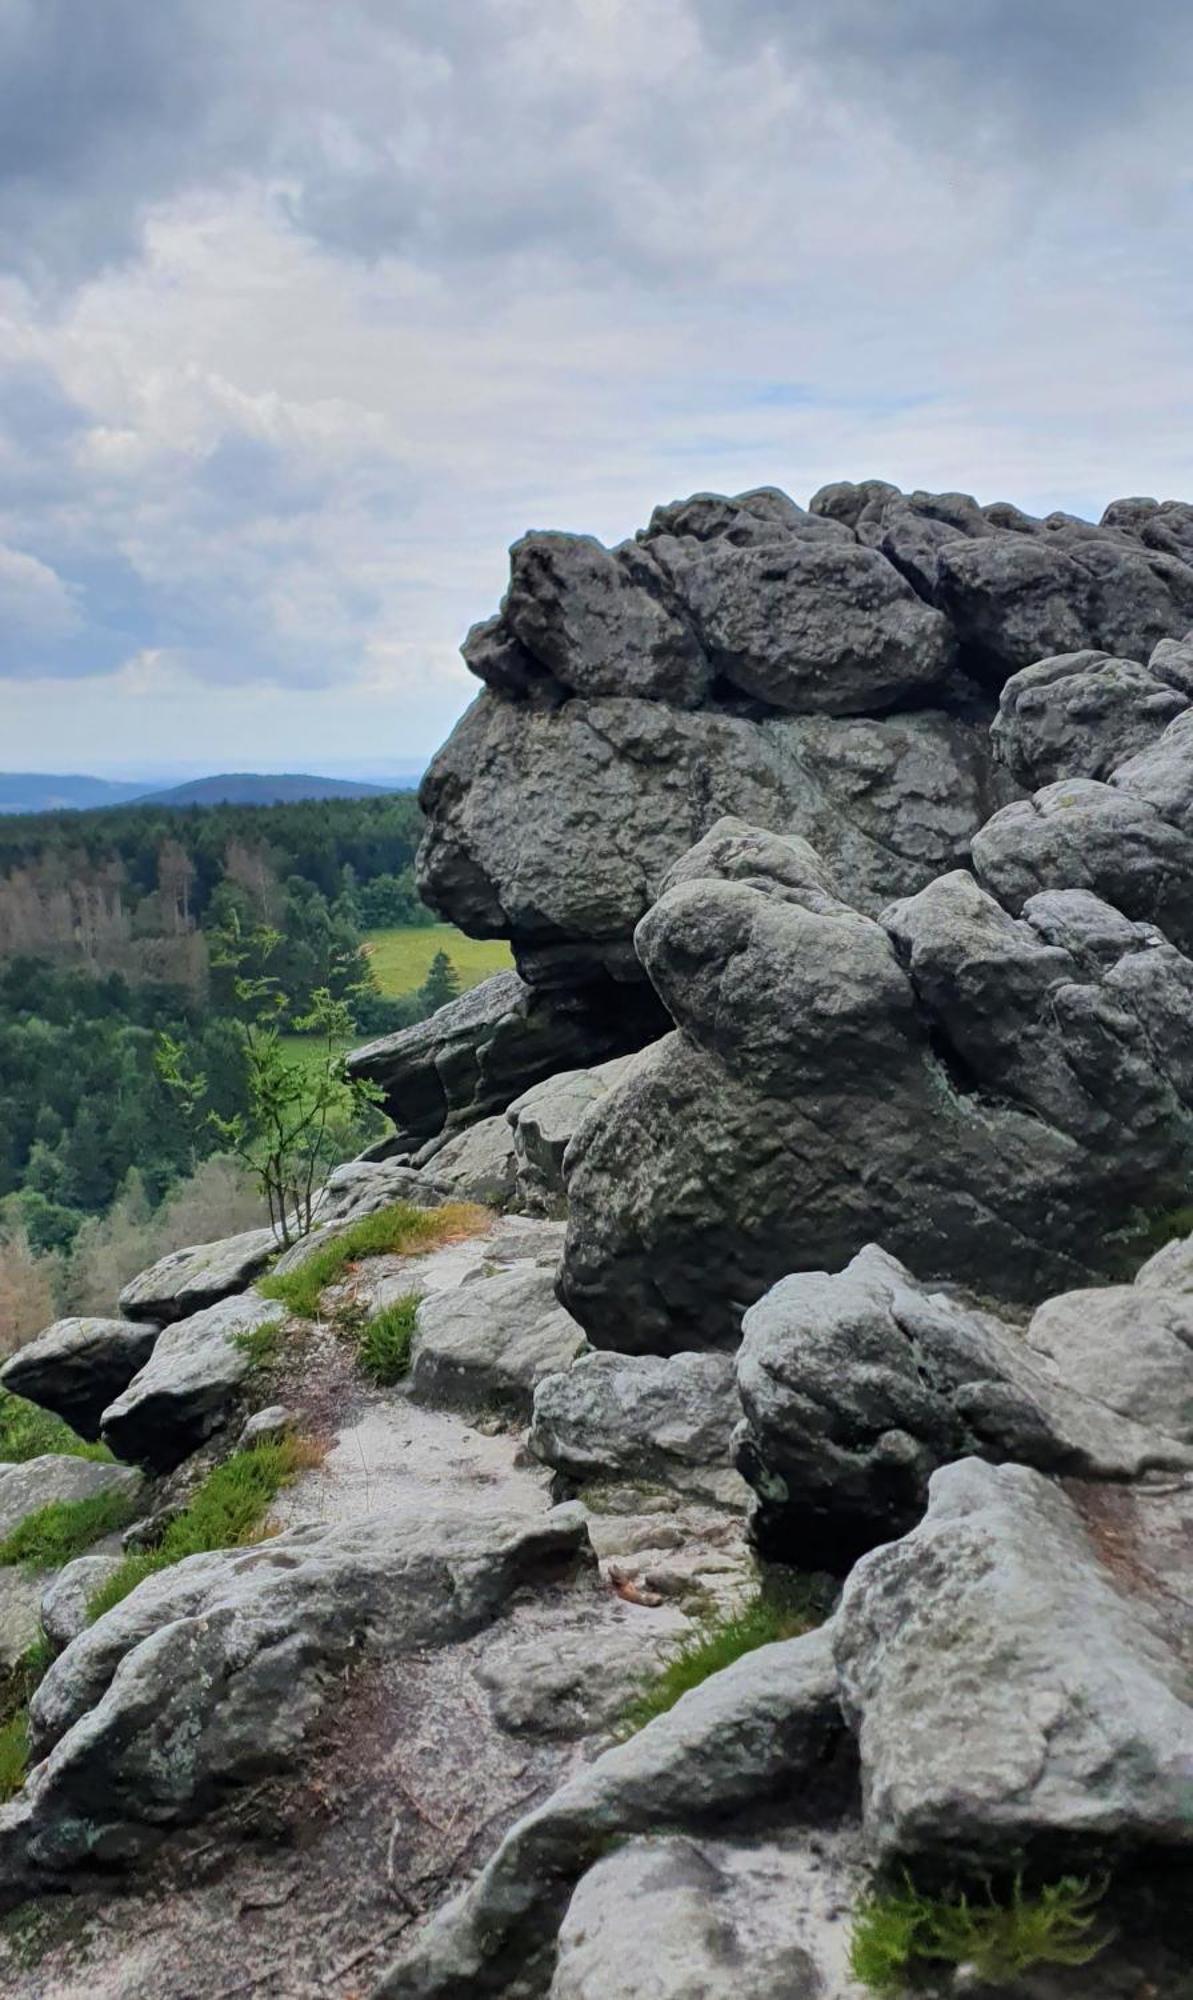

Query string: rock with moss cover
[0,1318,160,1441]
[0,1457,143,1546]
[833,1457,1193,1866]
[0,1502,590,1893]
[118,1227,277,1325]
[99,1294,282,1471]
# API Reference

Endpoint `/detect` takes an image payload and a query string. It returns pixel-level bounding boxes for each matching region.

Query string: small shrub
[258,1201,485,1319]
[354,1294,419,1384]
[0,1485,140,1569]
[848,1872,1112,1992]
[618,1576,827,1737]
[0,1389,113,1465]
[87,1432,323,1621]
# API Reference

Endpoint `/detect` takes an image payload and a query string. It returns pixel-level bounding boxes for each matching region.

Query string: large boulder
[100,1293,282,1471]
[734,1245,1192,1569]
[118,1227,277,1326]
[530,1350,743,1502]
[991,647,1190,788]
[0,1317,159,1441]
[346,971,667,1146]
[559,823,1193,1350]
[409,1266,588,1419]
[0,1503,591,1892]
[833,1458,1193,1867]
[506,1054,637,1209]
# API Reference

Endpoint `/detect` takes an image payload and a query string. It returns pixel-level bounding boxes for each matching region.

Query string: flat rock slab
[0,1455,143,1544]
[410,1265,588,1418]
[531,1349,744,1505]
[0,1502,591,1890]
[0,1317,160,1441]
[118,1227,277,1325]
[100,1293,282,1471]
[833,1457,1193,1867]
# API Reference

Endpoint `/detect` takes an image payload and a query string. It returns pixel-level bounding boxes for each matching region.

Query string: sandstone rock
[118,1227,277,1326]
[410,1266,588,1418]
[100,1293,283,1471]
[507,1055,636,1207]
[530,1350,742,1501]
[0,1504,591,1889]
[833,1458,1193,1865]
[346,970,666,1143]
[236,1404,293,1450]
[310,1155,448,1226]
[560,831,1193,1349]
[504,532,712,706]
[1135,1229,1193,1292]
[549,1830,868,2000]
[0,1457,142,1545]
[735,1245,1191,1569]
[0,1317,160,1441]
[419,1115,518,1208]
[992,650,1188,788]
[39,1551,126,1649]
[376,1624,846,1999]
[475,1624,672,1740]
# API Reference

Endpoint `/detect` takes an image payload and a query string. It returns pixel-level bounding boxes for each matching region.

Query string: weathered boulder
[310,1155,448,1226]
[39,1551,126,1649]
[0,1503,591,1891]
[560,824,1193,1349]
[834,1459,1193,1867]
[992,648,1189,788]
[118,1227,277,1326]
[530,1350,742,1502]
[346,971,667,1144]
[507,1054,637,1208]
[0,1457,142,1546]
[1135,1226,1193,1293]
[0,1318,160,1441]
[410,1266,588,1418]
[100,1293,282,1471]
[376,1623,847,1999]
[419,1115,519,1208]
[735,1245,1192,1569]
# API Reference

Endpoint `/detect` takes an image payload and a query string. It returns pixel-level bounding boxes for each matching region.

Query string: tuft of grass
[86,1432,324,1623]
[0,1485,140,1570]
[354,1294,420,1384]
[0,1635,55,1804]
[618,1576,827,1738]
[0,1389,113,1465]
[232,1316,286,1369]
[258,1201,485,1320]
[848,1872,1112,1992]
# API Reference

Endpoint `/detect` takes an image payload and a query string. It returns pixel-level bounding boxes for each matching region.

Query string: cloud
[0,1,1191,759]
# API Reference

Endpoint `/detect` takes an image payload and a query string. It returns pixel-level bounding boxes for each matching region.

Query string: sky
[2,1,1193,777]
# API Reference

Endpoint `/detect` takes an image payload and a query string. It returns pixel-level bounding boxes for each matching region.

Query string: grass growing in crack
[0,1636,54,1804]
[257,1201,486,1319]
[0,1485,140,1570]
[617,1576,828,1738]
[232,1316,286,1369]
[354,1294,420,1384]
[86,1433,324,1623]
[848,1873,1112,1992]
[0,1389,113,1465]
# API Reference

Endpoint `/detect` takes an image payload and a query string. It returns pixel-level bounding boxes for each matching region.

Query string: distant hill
[0,773,149,814]
[134,773,396,807]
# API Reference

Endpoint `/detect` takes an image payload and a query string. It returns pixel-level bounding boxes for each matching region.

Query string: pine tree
[419,950,460,1014]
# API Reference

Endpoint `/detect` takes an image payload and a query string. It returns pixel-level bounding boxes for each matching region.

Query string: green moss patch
[618,1576,828,1738]
[849,1872,1112,1992]
[0,1389,113,1465]
[0,1486,139,1570]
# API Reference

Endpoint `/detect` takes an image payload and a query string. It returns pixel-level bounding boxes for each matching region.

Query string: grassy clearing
[849,1873,1111,1991]
[258,1200,486,1320]
[365,923,513,998]
[0,1389,113,1465]
[86,1432,324,1623]
[0,1485,140,1570]
[618,1576,828,1738]
[0,1636,54,1805]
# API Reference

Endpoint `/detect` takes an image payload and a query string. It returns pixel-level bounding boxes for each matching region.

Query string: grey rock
[504,532,712,707]
[560,832,1193,1350]
[311,1155,448,1227]
[1112,702,1193,833]
[100,1293,283,1471]
[0,1317,160,1441]
[410,1266,588,1418]
[39,1551,126,1649]
[419,1115,519,1208]
[0,1569,43,1670]
[376,1624,846,1999]
[833,1459,1193,1865]
[992,650,1188,789]
[735,1245,1191,1570]
[507,1055,636,1206]
[236,1404,292,1450]
[346,970,667,1143]
[1135,1229,1193,1293]
[0,1504,591,1888]
[476,1625,669,1740]
[549,1830,868,2000]
[418,694,1009,982]
[118,1227,277,1326]
[530,1351,742,1500]
[0,1456,142,1544]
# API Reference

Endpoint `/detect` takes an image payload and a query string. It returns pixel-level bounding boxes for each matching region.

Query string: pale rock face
[118,1227,277,1325]
[0,1317,160,1440]
[530,1349,743,1502]
[100,1292,283,1470]
[410,1266,588,1419]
